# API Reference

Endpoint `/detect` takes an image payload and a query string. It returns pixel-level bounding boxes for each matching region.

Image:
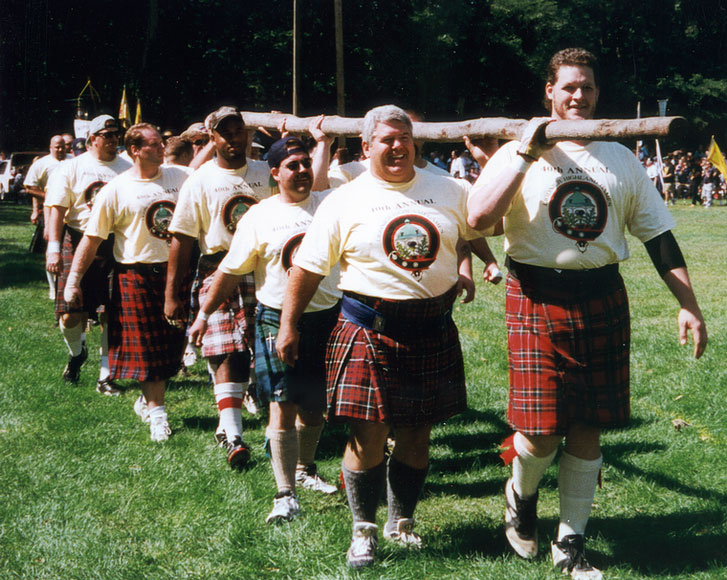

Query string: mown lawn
[0,201,725,579]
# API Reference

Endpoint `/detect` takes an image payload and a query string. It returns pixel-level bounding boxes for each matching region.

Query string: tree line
[2,0,726,151]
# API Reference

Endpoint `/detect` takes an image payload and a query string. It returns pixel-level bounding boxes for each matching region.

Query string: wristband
[513,155,533,173]
[198,310,210,322]
[47,241,61,254]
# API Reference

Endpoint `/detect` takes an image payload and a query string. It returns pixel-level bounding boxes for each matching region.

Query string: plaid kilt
[505,274,630,436]
[54,226,113,320]
[109,263,186,381]
[196,253,256,358]
[255,303,339,413]
[326,285,466,427]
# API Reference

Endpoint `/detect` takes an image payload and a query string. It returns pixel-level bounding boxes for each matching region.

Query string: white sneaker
[149,413,171,442]
[134,395,150,424]
[551,535,603,580]
[265,492,300,523]
[242,390,259,415]
[347,522,378,568]
[383,518,422,548]
[295,464,338,494]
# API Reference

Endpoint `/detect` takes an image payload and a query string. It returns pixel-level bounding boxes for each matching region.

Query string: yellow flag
[135,100,142,124]
[118,87,131,129]
[707,136,727,177]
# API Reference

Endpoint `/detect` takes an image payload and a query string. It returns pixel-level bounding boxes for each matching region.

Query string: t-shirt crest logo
[382,215,440,280]
[146,200,176,240]
[549,179,608,253]
[223,194,258,232]
[281,232,305,274]
[84,180,106,208]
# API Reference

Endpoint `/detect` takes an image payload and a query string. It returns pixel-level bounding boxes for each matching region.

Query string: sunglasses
[96,131,119,139]
[193,139,208,146]
[283,158,312,171]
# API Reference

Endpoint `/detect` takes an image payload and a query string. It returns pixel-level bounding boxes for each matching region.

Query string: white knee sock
[214,382,244,439]
[557,452,603,539]
[59,319,84,357]
[99,325,110,381]
[512,431,557,498]
[266,427,298,494]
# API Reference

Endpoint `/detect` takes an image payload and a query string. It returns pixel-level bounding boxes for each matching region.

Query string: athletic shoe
[265,492,300,523]
[551,534,603,580]
[226,436,251,470]
[383,517,422,548]
[347,522,378,568]
[134,395,150,424]
[62,344,88,383]
[149,413,171,442]
[295,464,337,494]
[214,426,227,448]
[96,377,122,396]
[242,389,259,415]
[504,478,539,559]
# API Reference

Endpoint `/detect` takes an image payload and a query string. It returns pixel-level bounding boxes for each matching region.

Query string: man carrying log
[467,47,707,580]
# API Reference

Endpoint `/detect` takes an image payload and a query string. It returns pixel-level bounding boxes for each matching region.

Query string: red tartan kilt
[55,227,113,320]
[505,275,630,435]
[109,264,186,381]
[325,286,467,427]
[196,257,254,358]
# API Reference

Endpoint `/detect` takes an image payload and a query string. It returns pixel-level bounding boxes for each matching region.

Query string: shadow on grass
[593,510,727,574]
[0,250,45,289]
[605,441,727,504]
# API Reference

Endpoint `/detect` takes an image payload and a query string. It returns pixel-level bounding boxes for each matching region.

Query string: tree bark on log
[240,112,686,143]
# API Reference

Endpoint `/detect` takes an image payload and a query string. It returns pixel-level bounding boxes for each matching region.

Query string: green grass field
[1,201,725,579]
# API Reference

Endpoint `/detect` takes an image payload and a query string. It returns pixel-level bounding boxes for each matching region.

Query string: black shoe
[226,436,251,470]
[504,478,539,558]
[96,377,122,396]
[551,534,602,580]
[63,344,88,383]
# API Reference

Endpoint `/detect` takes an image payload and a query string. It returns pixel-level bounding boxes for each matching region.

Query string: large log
[240,112,686,143]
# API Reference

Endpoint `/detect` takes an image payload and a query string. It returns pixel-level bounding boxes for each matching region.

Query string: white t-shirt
[45,152,132,232]
[169,158,275,255]
[294,167,484,300]
[218,192,341,312]
[24,154,62,191]
[474,140,676,269]
[85,166,189,263]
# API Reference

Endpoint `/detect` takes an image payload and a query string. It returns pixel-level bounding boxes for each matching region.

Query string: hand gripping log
[240,112,687,143]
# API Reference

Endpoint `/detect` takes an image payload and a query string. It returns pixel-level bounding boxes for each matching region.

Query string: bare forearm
[198,271,244,317]
[312,141,331,191]
[280,266,324,328]
[662,267,701,312]
[165,234,195,300]
[70,235,103,278]
[48,206,66,244]
[467,167,524,230]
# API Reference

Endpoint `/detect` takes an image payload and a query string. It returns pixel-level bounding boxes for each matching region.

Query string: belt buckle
[372,314,386,332]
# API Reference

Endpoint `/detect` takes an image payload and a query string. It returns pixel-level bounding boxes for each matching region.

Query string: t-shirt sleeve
[44,162,71,208]
[168,178,202,238]
[83,184,114,240]
[293,194,343,277]
[23,160,43,188]
[218,208,260,276]
[625,153,676,243]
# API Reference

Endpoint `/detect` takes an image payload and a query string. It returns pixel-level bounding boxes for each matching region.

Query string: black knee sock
[386,456,429,524]
[342,461,386,524]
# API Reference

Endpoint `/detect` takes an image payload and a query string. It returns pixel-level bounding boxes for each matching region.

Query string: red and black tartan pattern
[109,264,186,381]
[325,286,467,426]
[505,274,631,436]
[54,227,113,320]
[196,256,256,358]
